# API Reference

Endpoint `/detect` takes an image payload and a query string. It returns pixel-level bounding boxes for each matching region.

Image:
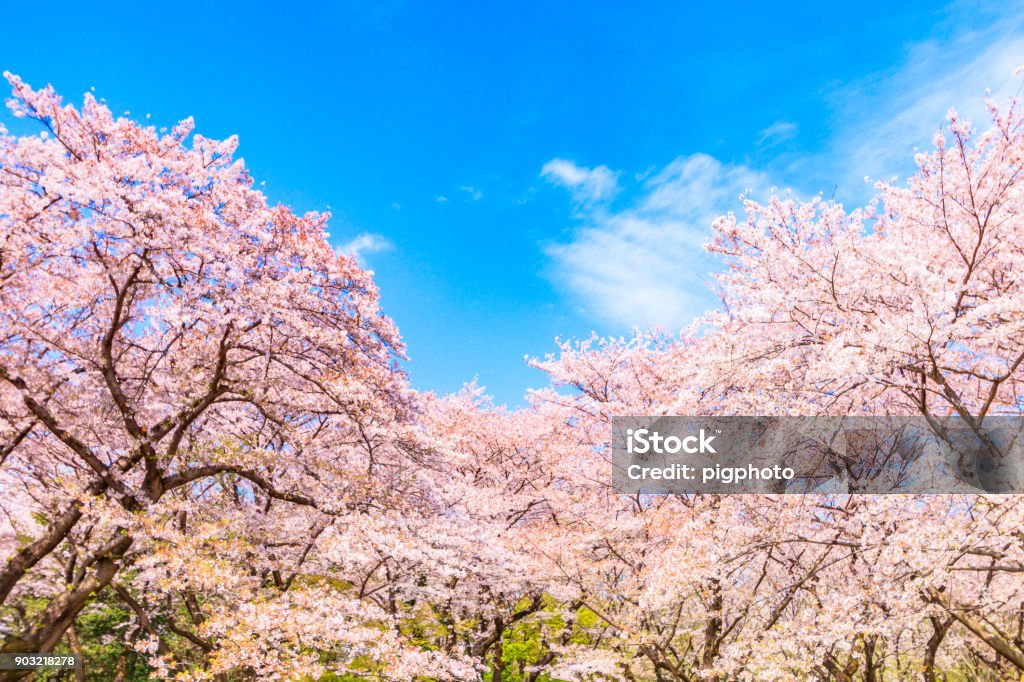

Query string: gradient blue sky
[2,1,1023,404]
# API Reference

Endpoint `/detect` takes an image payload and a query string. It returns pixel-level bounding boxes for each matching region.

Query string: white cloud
[541,158,621,206]
[824,8,1024,201]
[758,120,798,146]
[545,154,769,329]
[436,195,449,203]
[337,232,393,266]
[543,4,1024,331]
[460,185,483,201]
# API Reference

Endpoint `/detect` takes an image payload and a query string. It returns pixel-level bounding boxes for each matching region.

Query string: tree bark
[0,503,83,606]
[927,586,1024,670]
[0,533,131,682]
[66,624,85,682]
[923,616,951,682]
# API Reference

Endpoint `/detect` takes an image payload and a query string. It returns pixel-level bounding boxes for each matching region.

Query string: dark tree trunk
[0,504,83,605]
[924,617,952,682]
[0,533,131,682]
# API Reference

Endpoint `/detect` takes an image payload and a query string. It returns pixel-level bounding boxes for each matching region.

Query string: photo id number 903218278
[0,654,82,670]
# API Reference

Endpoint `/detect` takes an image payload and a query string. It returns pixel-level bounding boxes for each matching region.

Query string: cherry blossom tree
[0,73,473,680]
[6,71,1024,682]
[525,94,1024,680]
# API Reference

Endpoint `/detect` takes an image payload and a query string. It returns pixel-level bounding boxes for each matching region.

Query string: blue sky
[2,1,1023,404]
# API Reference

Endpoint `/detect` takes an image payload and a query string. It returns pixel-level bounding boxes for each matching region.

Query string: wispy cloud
[758,120,798,146]
[541,158,621,207]
[337,232,393,266]
[544,154,769,328]
[824,8,1024,201]
[543,3,1024,330]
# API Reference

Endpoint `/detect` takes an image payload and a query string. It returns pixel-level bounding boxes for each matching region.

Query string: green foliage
[495,618,555,682]
[27,588,151,682]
